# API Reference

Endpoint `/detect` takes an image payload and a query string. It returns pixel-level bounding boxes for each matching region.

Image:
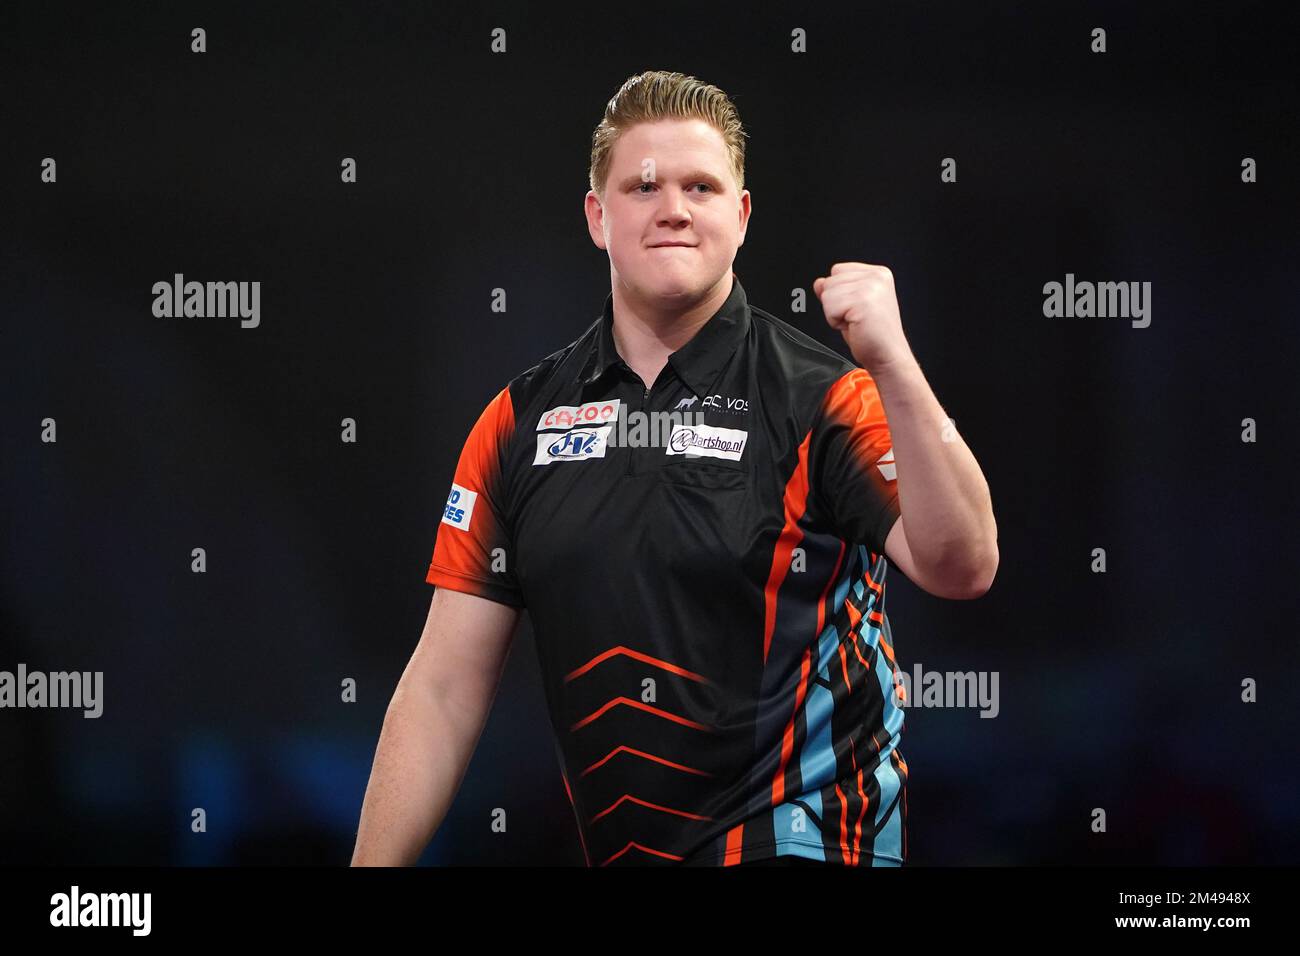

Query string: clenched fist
[813,262,915,374]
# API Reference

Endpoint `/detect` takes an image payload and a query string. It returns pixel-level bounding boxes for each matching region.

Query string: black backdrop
[2,0,1297,865]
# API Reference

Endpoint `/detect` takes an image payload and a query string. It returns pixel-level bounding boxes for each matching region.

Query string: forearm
[871,355,997,582]
[350,675,486,866]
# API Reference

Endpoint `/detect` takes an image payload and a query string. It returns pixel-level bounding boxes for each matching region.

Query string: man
[352,70,997,867]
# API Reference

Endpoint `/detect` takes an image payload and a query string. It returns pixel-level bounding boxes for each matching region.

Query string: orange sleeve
[426,385,525,608]
[807,368,901,555]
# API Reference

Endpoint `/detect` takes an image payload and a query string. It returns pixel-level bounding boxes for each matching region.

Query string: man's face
[585,118,751,308]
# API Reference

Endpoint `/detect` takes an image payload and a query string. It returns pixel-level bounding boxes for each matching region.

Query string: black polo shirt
[427,273,907,866]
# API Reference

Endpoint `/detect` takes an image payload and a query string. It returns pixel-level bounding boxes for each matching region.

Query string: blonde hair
[589,70,747,200]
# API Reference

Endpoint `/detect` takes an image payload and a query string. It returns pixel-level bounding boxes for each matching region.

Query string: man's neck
[609,272,733,392]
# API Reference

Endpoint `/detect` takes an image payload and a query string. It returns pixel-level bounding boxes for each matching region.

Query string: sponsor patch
[664,424,748,462]
[441,482,477,530]
[701,393,750,414]
[875,447,897,481]
[536,399,622,431]
[534,425,614,465]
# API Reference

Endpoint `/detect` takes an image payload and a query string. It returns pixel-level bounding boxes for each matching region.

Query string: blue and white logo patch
[533,425,613,465]
[441,482,477,530]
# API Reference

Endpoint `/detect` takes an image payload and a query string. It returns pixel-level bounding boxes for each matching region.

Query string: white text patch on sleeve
[441,482,478,530]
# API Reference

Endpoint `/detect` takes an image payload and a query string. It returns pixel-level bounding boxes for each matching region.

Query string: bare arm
[350,587,521,866]
[874,356,998,599]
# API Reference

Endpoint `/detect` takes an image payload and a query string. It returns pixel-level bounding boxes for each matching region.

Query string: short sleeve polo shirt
[427,273,908,867]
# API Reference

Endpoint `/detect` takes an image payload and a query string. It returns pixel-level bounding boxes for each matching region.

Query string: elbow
[922,541,999,600]
[956,555,998,600]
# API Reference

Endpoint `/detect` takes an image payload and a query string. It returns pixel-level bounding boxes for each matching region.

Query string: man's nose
[657,188,691,223]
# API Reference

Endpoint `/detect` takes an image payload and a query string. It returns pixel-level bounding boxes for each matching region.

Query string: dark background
[2,0,1297,866]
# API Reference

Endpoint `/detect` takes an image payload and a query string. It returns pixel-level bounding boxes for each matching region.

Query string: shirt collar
[575,272,751,397]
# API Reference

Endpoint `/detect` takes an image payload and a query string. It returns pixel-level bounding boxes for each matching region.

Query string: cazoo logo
[536,400,621,431]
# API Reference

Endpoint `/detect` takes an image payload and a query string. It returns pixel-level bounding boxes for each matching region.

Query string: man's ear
[736,189,752,248]
[584,190,608,250]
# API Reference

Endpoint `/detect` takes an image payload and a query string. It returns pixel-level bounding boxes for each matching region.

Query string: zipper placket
[624,377,650,476]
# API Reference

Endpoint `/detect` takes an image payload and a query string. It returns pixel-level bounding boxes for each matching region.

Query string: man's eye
[634,183,713,194]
